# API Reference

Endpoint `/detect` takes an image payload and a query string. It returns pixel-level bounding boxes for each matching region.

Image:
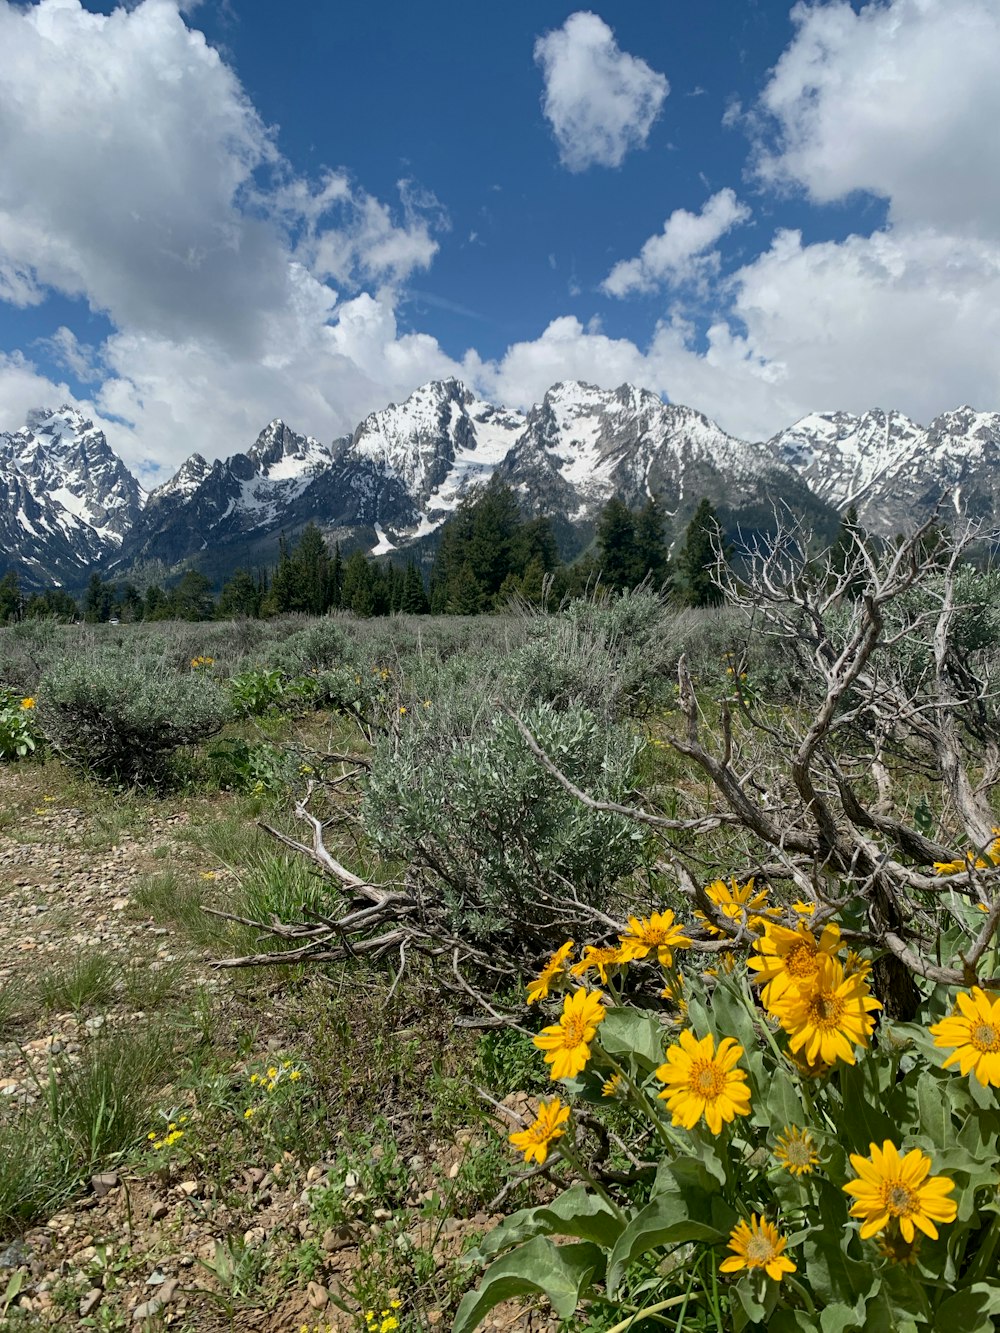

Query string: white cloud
[0,0,450,478]
[534,12,669,171]
[602,189,750,296]
[756,0,1000,236]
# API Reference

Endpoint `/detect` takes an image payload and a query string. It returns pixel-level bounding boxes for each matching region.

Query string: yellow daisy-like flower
[694,877,777,938]
[508,1097,571,1164]
[929,986,1000,1086]
[719,1215,797,1282]
[747,920,843,1010]
[617,910,692,967]
[533,988,606,1081]
[289,1069,302,1082]
[656,1029,751,1134]
[791,900,816,916]
[770,954,881,1067]
[601,1073,624,1098]
[20,696,35,709]
[244,1107,256,1120]
[570,944,628,984]
[774,1125,820,1177]
[843,1141,957,1242]
[526,940,575,1005]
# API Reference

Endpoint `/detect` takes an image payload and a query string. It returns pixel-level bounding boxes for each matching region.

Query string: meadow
[1,527,999,1333]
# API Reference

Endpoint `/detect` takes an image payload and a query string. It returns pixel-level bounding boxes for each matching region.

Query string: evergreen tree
[291,523,333,614]
[218,568,262,619]
[329,544,344,610]
[596,497,640,589]
[341,550,375,616]
[0,570,24,624]
[675,498,728,607]
[400,561,429,614]
[449,561,486,614]
[83,573,113,623]
[145,585,167,620]
[632,494,670,587]
[169,569,215,621]
[25,587,77,620]
[116,582,144,622]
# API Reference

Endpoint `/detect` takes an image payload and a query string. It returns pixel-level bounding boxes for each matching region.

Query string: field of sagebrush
[2,550,1000,1333]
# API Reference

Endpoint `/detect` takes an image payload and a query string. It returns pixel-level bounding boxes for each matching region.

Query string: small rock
[306,1165,324,1183]
[158,1277,180,1304]
[0,1238,29,1269]
[306,1281,329,1310]
[243,1227,266,1248]
[145,1270,166,1286]
[322,1226,353,1252]
[91,1172,119,1198]
[150,1202,169,1222]
[176,1180,200,1198]
[132,1298,164,1322]
[80,1289,103,1318]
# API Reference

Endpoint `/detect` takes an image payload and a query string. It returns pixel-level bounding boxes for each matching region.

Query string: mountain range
[2,380,997,590]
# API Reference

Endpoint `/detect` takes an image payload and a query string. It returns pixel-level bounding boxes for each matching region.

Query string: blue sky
[1,0,999,482]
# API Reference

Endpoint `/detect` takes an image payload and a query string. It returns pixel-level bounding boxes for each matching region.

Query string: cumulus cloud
[602,189,750,296]
[534,12,669,171]
[756,0,1000,236]
[0,0,450,478]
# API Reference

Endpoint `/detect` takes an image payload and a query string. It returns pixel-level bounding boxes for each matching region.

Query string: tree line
[0,480,738,624]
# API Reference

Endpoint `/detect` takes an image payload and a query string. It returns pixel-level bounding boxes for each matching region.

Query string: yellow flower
[289,1069,302,1082]
[526,940,575,1004]
[398,706,407,715]
[249,1073,259,1085]
[601,1073,624,1098]
[694,877,777,937]
[533,988,606,1080]
[617,910,691,967]
[244,1107,256,1120]
[774,1126,820,1177]
[200,871,217,880]
[267,1066,278,1080]
[380,1321,398,1333]
[719,1215,796,1282]
[843,1141,957,1242]
[791,900,816,916]
[656,1029,751,1134]
[929,986,1000,1086]
[769,954,881,1067]
[570,944,627,984]
[508,1097,571,1164]
[747,920,843,1010]
[20,697,35,709]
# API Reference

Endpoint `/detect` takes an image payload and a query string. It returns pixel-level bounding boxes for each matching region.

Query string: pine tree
[449,561,485,614]
[0,570,24,624]
[83,573,113,623]
[632,494,670,588]
[400,562,429,614]
[218,568,261,619]
[169,569,215,621]
[596,497,639,590]
[675,498,728,607]
[145,585,167,620]
[341,550,375,616]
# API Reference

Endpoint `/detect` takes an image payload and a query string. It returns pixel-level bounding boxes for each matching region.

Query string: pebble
[306,1281,329,1309]
[80,1289,103,1318]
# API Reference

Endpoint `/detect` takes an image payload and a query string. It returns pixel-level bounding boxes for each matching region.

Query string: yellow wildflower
[769,954,881,1067]
[843,1141,957,1242]
[20,697,35,709]
[570,944,627,984]
[656,1029,751,1134]
[694,876,777,937]
[929,986,1000,1086]
[526,940,574,1004]
[533,988,606,1080]
[617,909,691,967]
[719,1215,796,1282]
[747,920,843,1009]
[508,1097,571,1164]
[774,1125,820,1177]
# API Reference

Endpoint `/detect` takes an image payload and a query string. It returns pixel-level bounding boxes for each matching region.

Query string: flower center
[970,1022,1000,1052]
[885,1182,918,1216]
[785,942,818,978]
[784,1139,813,1167]
[745,1234,778,1265]
[809,991,845,1027]
[561,1016,587,1048]
[690,1059,726,1099]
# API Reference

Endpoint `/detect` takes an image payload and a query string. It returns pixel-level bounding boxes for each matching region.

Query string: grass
[36,950,118,1013]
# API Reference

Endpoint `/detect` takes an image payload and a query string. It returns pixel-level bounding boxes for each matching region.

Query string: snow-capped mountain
[0,407,145,584]
[4,381,1000,590]
[769,406,1000,532]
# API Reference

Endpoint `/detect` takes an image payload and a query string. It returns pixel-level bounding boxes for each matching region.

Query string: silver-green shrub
[38,647,231,785]
[363,700,646,944]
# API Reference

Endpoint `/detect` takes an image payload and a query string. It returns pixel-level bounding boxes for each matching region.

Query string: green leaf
[451,1237,604,1333]
[803,1184,873,1306]
[819,1300,869,1333]
[933,1283,1000,1332]
[762,1064,805,1133]
[837,1062,896,1153]
[606,1190,733,1297]
[596,1007,665,1071]
[473,1184,622,1260]
[915,1069,952,1150]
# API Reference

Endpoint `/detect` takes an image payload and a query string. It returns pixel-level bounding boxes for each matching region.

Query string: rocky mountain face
[2,383,999,589]
[0,407,145,585]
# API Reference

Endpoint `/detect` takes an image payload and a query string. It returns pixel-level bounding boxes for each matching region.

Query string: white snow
[371,523,397,555]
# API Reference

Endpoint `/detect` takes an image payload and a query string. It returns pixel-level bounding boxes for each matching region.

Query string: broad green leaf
[916,1069,952,1150]
[473,1184,622,1260]
[730,1275,767,1327]
[606,1191,732,1296]
[762,1064,805,1133]
[837,1062,896,1153]
[451,1237,604,1333]
[933,1283,1000,1331]
[770,1311,820,1332]
[596,1006,665,1070]
[803,1184,873,1306]
[819,1300,869,1333]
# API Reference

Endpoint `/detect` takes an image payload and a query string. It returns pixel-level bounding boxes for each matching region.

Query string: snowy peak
[150,453,212,503]
[247,420,330,478]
